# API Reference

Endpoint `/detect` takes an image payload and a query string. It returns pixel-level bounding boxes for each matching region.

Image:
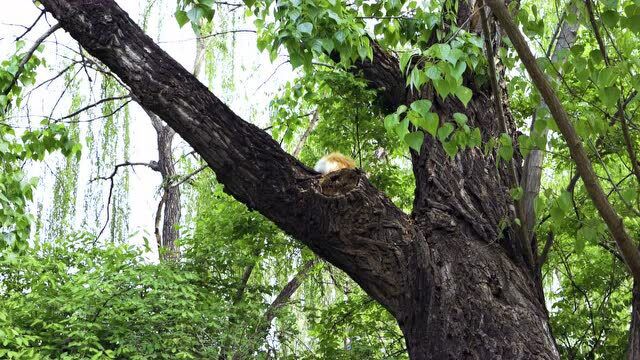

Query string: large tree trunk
[403,94,557,358]
[39,0,559,358]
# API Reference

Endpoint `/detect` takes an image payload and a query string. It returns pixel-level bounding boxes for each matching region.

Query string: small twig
[92,161,156,242]
[292,110,319,157]
[58,95,130,121]
[59,99,132,123]
[78,44,92,82]
[158,29,255,44]
[169,165,208,188]
[15,11,45,42]
[253,60,289,94]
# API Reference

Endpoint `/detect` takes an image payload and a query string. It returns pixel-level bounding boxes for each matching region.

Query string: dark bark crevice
[401,227,557,359]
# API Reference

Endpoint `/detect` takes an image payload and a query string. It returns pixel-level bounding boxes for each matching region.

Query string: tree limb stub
[39,0,422,314]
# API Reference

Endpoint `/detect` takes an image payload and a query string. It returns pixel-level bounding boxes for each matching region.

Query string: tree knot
[318,169,361,196]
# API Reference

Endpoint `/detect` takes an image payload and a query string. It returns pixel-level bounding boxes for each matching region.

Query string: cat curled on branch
[314,152,356,174]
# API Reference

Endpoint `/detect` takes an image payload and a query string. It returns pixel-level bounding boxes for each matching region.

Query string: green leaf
[623,14,640,33]
[395,118,410,139]
[422,112,439,137]
[320,38,334,53]
[497,134,513,161]
[558,190,573,213]
[453,112,468,126]
[455,86,472,107]
[399,51,414,73]
[405,131,425,152]
[175,10,189,27]
[437,123,454,141]
[410,100,432,117]
[468,127,482,148]
[510,186,524,201]
[187,7,203,24]
[602,10,620,27]
[498,145,513,161]
[425,64,441,80]
[518,134,532,158]
[384,113,399,133]
[599,86,620,108]
[431,43,451,62]
[442,140,458,158]
[297,22,313,34]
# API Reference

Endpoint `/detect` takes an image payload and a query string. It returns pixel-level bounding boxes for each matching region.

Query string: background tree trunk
[628,280,640,359]
[39,0,560,357]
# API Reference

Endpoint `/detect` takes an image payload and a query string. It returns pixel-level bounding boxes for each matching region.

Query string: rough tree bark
[629,280,640,359]
[39,0,559,358]
[149,119,181,259]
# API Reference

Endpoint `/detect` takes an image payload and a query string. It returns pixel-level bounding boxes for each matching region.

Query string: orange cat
[314,152,356,174]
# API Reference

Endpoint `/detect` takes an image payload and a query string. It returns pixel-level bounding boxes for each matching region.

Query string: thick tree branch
[486,0,640,282]
[335,40,409,112]
[40,0,419,314]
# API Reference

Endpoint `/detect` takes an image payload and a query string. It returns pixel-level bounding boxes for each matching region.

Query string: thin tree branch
[169,165,208,188]
[58,94,130,121]
[158,29,255,44]
[521,3,579,235]
[15,11,45,42]
[292,110,319,158]
[91,161,157,241]
[537,231,554,269]
[3,23,61,97]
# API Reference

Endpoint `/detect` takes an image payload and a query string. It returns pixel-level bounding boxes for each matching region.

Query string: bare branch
[59,99,132,123]
[15,11,46,42]
[158,29,256,44]
[169,165,208,189]
[58,94,130,121]
[91,161,157,241]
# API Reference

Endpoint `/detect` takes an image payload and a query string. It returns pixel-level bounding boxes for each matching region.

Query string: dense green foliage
[4,0,640,358]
